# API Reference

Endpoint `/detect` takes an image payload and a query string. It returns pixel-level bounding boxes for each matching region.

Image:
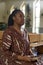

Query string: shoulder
[3,26,13,36]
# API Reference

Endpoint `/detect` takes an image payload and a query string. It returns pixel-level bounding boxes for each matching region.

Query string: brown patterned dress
[0,26,36,65]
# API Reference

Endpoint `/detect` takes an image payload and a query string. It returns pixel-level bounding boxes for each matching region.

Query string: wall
[39,1,43,33]
[5,0,23,23]
[40,1,43,28]
[0,2,6,22]
[0,0,39,33]
[0,1,24,23]
[5,0,33,25]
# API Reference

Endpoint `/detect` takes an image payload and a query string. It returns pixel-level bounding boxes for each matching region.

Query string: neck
[13,24,21,33]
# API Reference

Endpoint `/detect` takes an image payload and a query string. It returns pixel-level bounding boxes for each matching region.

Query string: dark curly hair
[8,9,22,26]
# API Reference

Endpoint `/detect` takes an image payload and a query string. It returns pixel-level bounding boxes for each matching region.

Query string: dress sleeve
[2,30,18,62]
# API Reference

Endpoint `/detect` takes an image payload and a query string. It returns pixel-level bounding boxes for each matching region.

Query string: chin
[21,21,24,25]
[21,23,24,26]
[18,21,24,26]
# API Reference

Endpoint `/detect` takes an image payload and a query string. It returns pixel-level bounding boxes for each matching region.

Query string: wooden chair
[0,31,4,47]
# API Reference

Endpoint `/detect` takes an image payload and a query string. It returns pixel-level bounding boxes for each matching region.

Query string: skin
[12,11,32,62]
[13,11,24,33]
[11,11,39,62]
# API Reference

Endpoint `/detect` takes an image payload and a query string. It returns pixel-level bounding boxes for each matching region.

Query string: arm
[2,30,18,61]
[2,30,32,62]
[17,55,32,62]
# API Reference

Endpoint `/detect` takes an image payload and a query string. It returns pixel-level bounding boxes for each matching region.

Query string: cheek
[16,17,24,25]
[15,18,21,24]
[16,17,21,23]
[18,18,24,24]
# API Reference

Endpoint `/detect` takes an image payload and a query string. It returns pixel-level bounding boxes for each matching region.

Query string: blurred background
[0,0,42,34]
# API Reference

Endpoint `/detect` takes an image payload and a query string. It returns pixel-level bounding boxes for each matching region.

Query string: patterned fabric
[0,26,36,65]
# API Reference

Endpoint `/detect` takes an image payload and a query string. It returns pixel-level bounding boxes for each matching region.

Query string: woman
[0,9,37,65]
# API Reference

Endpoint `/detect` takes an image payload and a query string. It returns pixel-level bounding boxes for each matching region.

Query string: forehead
[16,11,24,16]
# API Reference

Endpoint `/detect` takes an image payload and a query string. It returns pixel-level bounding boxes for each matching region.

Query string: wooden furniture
[40,34,43,41]
[28,33,40,43]
[30,42,43,48]
[0,31,43,54]
[0,31,4,40]
[28,33,43,54]
[0,31,4,47]
[31,42,43,54]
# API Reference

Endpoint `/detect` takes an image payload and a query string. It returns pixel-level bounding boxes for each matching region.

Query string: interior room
[0,0,43,65]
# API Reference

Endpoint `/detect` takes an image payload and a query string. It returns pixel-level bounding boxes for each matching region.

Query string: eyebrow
[19,13,24,17]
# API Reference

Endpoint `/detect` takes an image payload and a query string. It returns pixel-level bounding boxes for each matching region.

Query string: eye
[20,14,24,18]
[20,14,22,17]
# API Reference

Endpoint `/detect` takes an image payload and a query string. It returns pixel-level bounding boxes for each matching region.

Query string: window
[33,0,40,34]
[10,5,15,14]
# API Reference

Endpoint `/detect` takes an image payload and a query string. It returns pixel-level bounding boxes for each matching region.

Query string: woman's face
[13,11,24,26]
